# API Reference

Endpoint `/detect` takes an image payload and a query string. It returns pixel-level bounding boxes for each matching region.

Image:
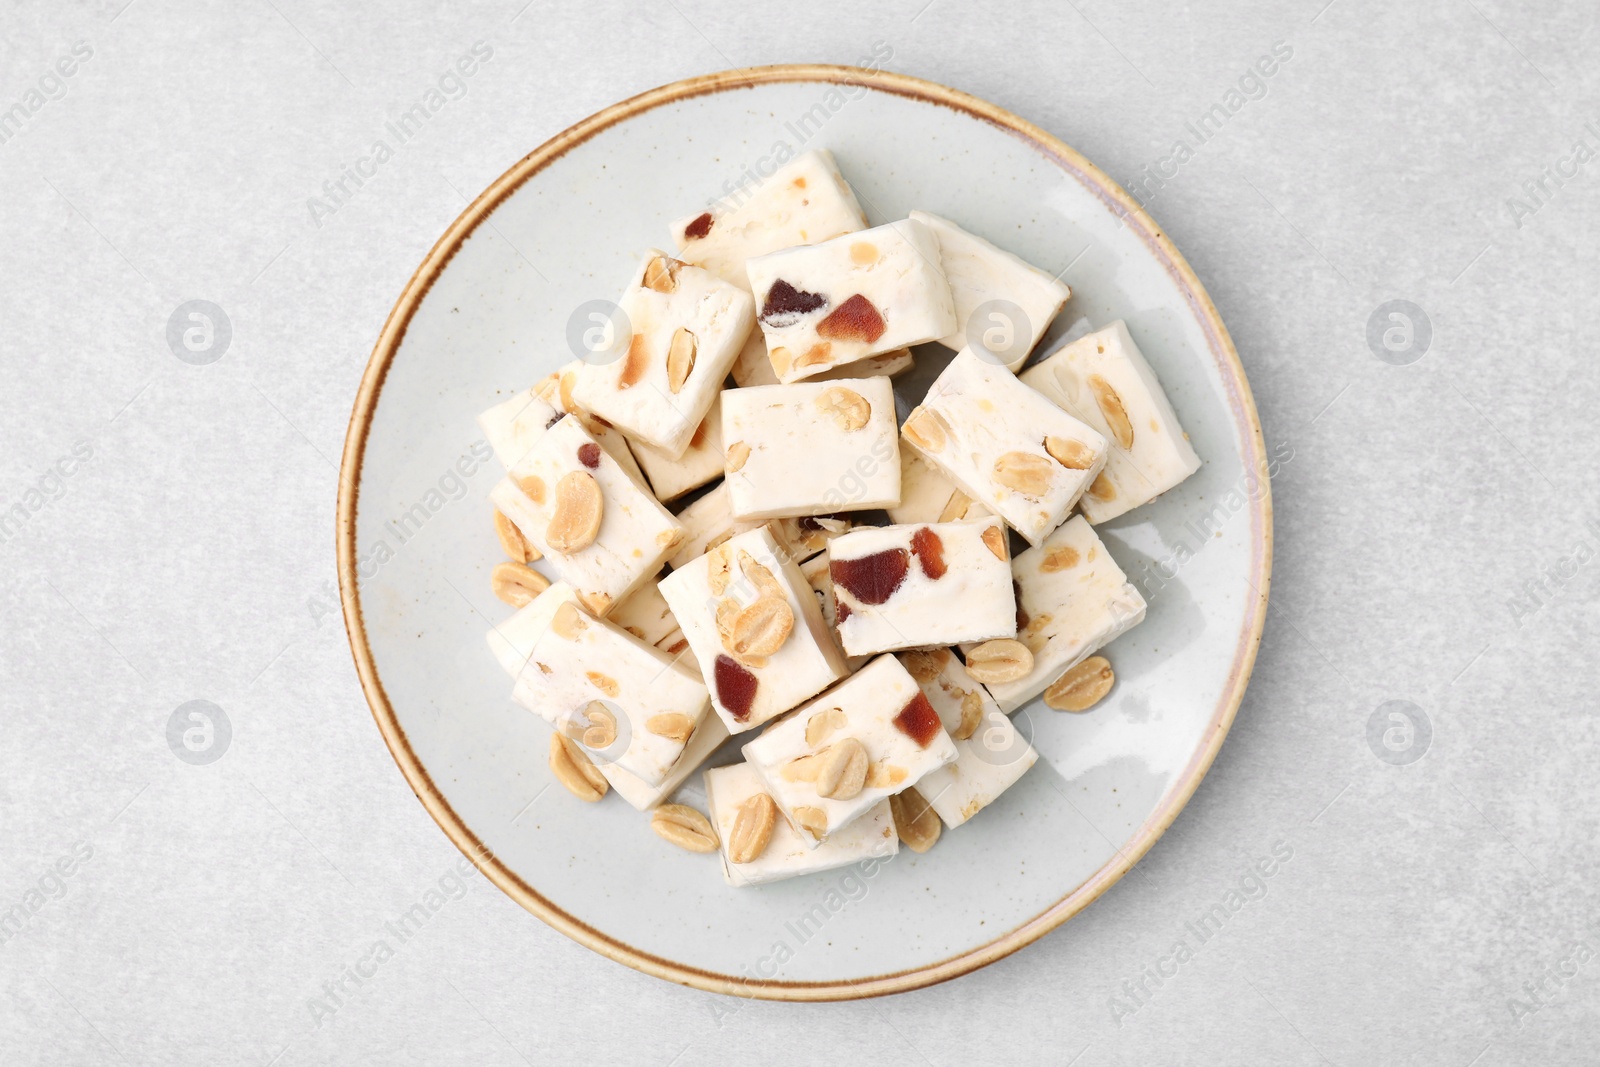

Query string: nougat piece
[899,649,1037,828]
[658,527,848,734]
[488,417,683,616]
[742,655,957,845]
[827,517,1016,656]
[631,392,726,503]
[1021,320,1201,523]
[902,350,1106,546]
[963,516,1145,712]
[886,446,991,526]
[746,219,956,382]
[600,712,729,811]
[909,210,1070,371]
[721,377,899,520]
[511,584,710,786]
[705,761,897,887]
[572,251,754,458]
[671,149,869,291]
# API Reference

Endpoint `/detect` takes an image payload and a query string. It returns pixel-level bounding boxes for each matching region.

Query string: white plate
[338,66,1271,1000]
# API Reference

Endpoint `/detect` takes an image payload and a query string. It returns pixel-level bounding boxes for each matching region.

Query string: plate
[338,65,1271,1000]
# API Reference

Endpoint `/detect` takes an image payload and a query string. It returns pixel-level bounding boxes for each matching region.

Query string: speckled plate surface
[338,65,1271,1000]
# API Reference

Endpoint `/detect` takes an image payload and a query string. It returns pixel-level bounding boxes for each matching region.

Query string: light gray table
[3,1,1596,1063]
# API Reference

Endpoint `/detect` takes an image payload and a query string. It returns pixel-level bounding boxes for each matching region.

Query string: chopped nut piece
[781,753,823,782]
[1041,546,1080,573]
[490,562,551,607]
[865,763,909,789]
[729,596,795,660]
[815,737,869,800]
[619,334,649,388]
[1089,375,1134,449]
[900,648,951,684]
[666,328,697,393]
[494,508,537,562]
[581,700,618,747]
[963,639,1034,684]
[1088,471,1117,501]
[815,386,871,431]
[550,600,588,640]
[726,440,751,472]
[1044,435,1096,470]
[993,451,1054,498]
[954,689,984,740]
[792,805,828,841]
[890,787,941,853]
[549,733,607,802]
[738,550,785,598]
[651,804,719,852]
[937,490,974,523]
[646,712,694,743]
[903,408,947,453]
[981,524,1008,562]
[586,670,620,697]
[728,793,779,863]
[517,474,547,505]
[804,706,849,746]
[1043,656,1115,711]
[706,544,732,596]
[642,254,680,293]
[546,471,603,554]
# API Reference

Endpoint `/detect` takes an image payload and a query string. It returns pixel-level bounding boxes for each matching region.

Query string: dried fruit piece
[580,700,617,745]
[792,805,828,841]
[551,600,587,639]
[1088,471,1117,501]
[642,255,680,294]
[892,691,943,748]
[1044,656,1115,712]
[646,712,693,743]
[816,294,886,343]
[494,509,536,562]
[1045,435,1096,470]
[1041,546,1081,573]
[666,328,697,393]
[937,490,972,523]
[728,793,778,863]
[815,386,871,431]
[804,707,849,746]
[738,551,784,598]
[901,648,950,683]
[651,804,719,852]
[993,452,1055,498]
[1089,375,1134,448]
[549,733,607,802]
[683,212,713,240]
[890,787,941,853]
[964,639,1034,684]
[517,474,547,505]
[955,689,984,740]
[910,527,946,579]
[830,548,910,605]
[726,441,751,473]
[576,442,601,469]
[546,471,603,553]
[713,654,758,721]
[902,409,947,453]
[815,737,869,800]
[759,279,826,325]
[619,334,649,388]
[490,562,551,607]
[730,596,794,660]
[981,525,1008,562]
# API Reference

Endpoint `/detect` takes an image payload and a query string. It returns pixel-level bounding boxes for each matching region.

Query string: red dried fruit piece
[760,279,827,325]
[684,212,713,240]
[835,601,851,625]
[830,548,909,605]
[577,443,601,469]
[910,527,945,580]
[816,294,886,344]
[1014,579,1028,632]
[893,691,942,748]
[714,654,758,722]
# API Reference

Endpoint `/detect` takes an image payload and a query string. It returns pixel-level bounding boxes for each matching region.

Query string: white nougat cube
[572,251,755,458]
[630,393,726,503]
[721,376,900,520]
[511,584,710,786]
[742,655,957,846]
[826,517,1016,656]
[910,210,1071,371]
[902,350,1106,546]
[672,149,869,291]
[746,219,956,382]
[488,417,683,617]
[705,762,897,887]
[1021,320,1201,523]
[963,516,1146,712]
[658,527,848,734]
[899,649,1037,828]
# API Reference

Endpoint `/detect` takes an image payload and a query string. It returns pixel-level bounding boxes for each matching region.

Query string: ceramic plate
[338,65,1271,1000]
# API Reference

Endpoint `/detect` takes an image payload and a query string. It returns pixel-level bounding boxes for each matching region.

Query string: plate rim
[336,63,1274,1002]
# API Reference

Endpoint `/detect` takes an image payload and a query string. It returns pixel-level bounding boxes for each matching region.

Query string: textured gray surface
[3,1,1597,1064]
